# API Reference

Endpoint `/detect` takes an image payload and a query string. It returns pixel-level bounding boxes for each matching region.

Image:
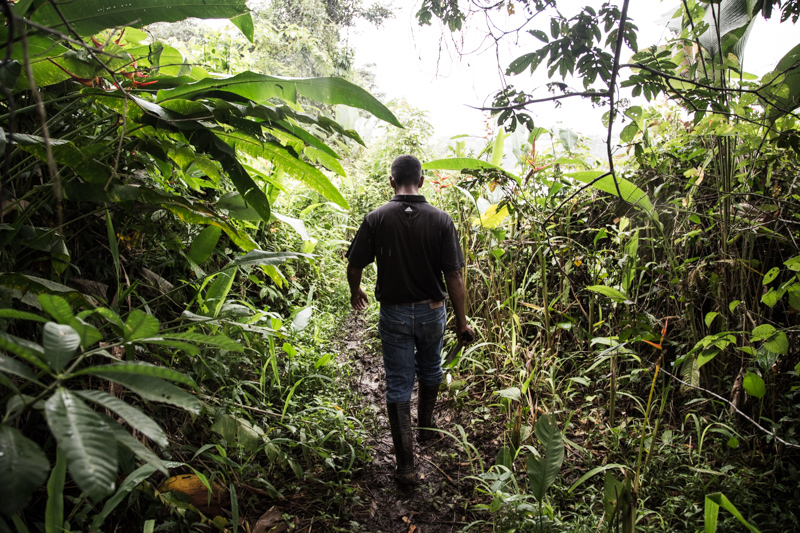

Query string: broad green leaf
[620,122,639,143]
[45,447,66,533]
[565,171,654,214]
[705,492,761,533]
[763,267,780,285]
[0,425,50,515]
[761,288,785,308]
[292,307,312,331]
[274,212,310,241]
[0,272,95,310]
[75,362,198,389]
[762,42,800,121]
[31,0,249,37]
[14,135,111,184]
[526,414,564,502]
[229,13,254,42]
[0,331,49,372]
[42,323,81,372]
[158,72,401,127]
[203,267,237,318]
[751,324,776,341]
[45,389,118,502]
[507,52,539,75]
[74,390,168,447]
[0,308,48,322]
[764,331,788,355]
[0,354,39,382]
[784,255,800,271]
[473,204,510,229]
[496,387,521,401]
[559,129,579,151]
[704,312,719,328]
[422,157,521,185]
[586,285,629,303]
[124,310,160,341]
[220,131,348,208]
[188,226,222,265]
[64,182,258,251]
[742,372,766,399]
[69,317,103,348]
[232,250,306,267]
[95,373,202,415]
[91,464,160,531]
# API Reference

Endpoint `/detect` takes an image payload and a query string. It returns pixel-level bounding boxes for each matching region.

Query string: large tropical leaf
[526,414,564,502]
[697,0,756,61]
[157,72,401,128]
[762,42,800,121]
[423,157,521,185]
[75,362,198,389]
[74,390,168,447]
[0,425,50,515]
[0,331,49,372]
[30,0,249,38]
[45,389,118,502]
[564,171,654,214]
[63,182,259,251]
[219,131,348,208]
[94,373,203,415]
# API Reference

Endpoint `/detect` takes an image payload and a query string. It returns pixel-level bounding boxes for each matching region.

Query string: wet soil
[325,311,502,533]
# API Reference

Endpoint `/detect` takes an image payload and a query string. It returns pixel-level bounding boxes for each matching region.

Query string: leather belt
[392,299,444,308]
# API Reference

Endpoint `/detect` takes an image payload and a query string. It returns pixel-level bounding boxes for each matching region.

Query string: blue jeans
[379,302,447,403]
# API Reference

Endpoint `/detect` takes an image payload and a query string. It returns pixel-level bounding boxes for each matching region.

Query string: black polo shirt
[346,195,465,304]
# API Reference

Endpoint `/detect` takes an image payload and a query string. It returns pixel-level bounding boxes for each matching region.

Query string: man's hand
[351,287,369,311]
[457,323,476,345]
[347,264,368,311]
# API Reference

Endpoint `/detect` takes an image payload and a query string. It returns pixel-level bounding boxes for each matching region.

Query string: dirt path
[334,312,501,533]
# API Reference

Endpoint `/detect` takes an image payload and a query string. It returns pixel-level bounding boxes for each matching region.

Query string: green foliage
[526,414,564,502]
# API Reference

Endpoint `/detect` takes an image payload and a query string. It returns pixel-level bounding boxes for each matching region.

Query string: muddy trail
[321,311,504,533]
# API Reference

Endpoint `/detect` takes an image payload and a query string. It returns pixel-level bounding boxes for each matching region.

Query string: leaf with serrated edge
[74,390,168,447]
[45,389,118,502]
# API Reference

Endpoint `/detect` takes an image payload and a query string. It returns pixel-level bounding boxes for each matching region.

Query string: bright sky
[343,1,798,141]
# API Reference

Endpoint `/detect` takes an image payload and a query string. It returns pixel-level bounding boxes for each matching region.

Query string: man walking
[346,154,475,485]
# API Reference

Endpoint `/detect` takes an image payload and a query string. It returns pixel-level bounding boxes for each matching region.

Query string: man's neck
[394,187,420,195]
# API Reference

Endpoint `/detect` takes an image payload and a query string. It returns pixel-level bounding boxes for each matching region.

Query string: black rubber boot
[386,401,416,485]
[417,383,440,443]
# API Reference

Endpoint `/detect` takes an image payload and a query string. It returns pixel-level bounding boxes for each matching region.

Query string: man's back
[347,194,463,304]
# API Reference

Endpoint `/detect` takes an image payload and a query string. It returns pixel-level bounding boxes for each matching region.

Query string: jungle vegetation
[1,0,799,531]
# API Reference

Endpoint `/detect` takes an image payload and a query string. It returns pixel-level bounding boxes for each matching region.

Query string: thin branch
[475,90,609,112]
[604,0,630,201]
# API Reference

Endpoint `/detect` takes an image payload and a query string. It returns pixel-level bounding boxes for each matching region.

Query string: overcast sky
[343,1,798,142]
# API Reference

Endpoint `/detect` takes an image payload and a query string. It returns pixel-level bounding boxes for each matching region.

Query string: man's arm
[444,269,475,343]
[347,264,369,311]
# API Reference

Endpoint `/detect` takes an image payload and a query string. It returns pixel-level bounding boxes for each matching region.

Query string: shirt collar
[391,194,427,203]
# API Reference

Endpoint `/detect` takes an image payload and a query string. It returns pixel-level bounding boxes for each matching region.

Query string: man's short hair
[391,155,422,187]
